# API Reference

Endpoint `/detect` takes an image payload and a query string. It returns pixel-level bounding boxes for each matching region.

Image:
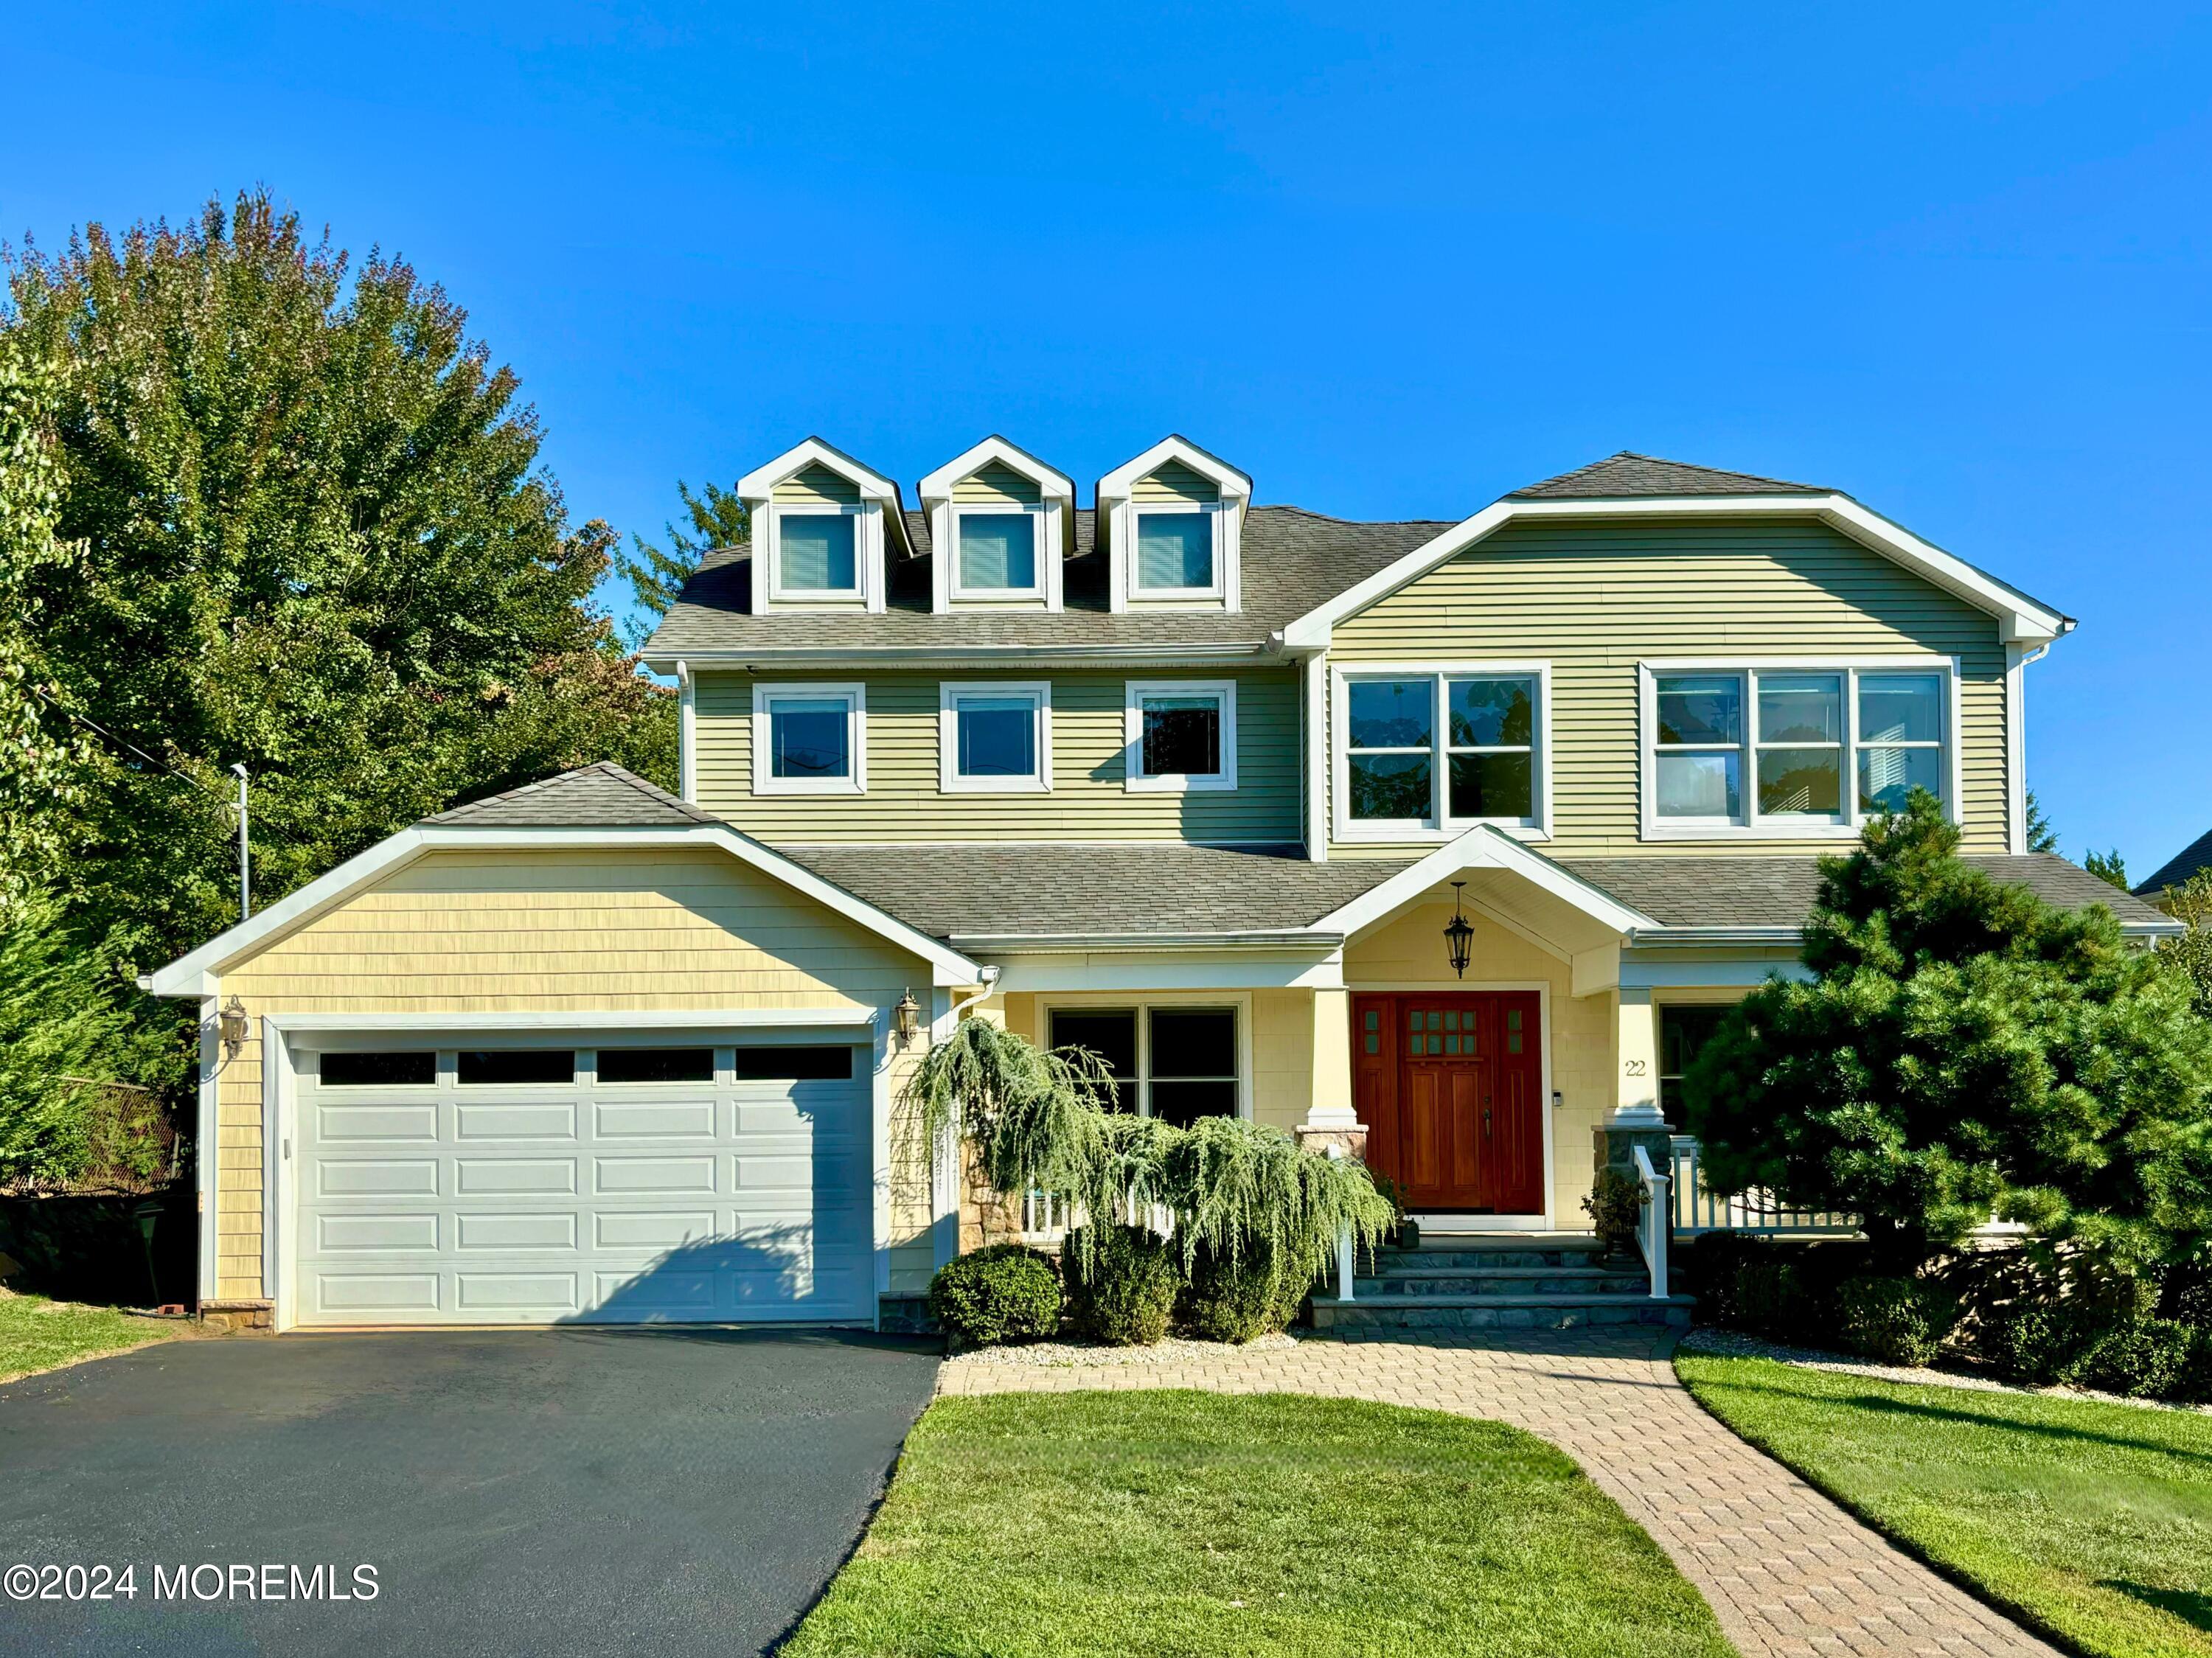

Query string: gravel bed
[945,1331,1304,1368]
[1678,1326,2212,1415]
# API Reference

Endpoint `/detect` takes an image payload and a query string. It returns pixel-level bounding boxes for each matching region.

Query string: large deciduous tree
[2,192,673,983]
[1682,793,2212,1267]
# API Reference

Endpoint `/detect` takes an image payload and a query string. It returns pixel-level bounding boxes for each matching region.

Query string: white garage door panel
[294,1042,874,1326]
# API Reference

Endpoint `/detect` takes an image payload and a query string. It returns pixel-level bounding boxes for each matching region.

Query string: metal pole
[232,763,250,921]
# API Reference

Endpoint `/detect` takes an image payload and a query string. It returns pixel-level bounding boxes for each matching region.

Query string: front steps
[1308,1233,1694,1331]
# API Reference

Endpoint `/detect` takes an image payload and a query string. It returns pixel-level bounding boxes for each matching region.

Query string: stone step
[1345,1282,1663,1309]
[1368,1243,1619,1271]
[1309,1292,1695,1332]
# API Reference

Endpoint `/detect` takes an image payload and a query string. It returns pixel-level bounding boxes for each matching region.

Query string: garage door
[292,1039,874,1326]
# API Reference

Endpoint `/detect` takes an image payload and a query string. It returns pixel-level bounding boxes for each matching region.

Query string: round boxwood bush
[1834,1274,1956,1367]
[1178,1243,1308,1343]
[926,1244,1062,1348]
[1062,1224,1178,1346]
[2071,1317,2203,1401]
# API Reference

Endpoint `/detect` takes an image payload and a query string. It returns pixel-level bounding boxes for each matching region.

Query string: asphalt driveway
[0,1327,940,1656]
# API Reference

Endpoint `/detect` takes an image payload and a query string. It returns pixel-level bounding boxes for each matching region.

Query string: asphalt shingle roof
[2135,827,2212,902]
[427,762,719,828]
[643,506,1452,655]
[1509,452,1826,500]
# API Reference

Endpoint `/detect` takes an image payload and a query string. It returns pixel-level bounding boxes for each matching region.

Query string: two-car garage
[287,1030,879,1327]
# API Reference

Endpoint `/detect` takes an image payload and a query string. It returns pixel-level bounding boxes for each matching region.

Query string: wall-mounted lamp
[893,989,921,1045]
[218,995,250,1058]
[1442,881,1474,979]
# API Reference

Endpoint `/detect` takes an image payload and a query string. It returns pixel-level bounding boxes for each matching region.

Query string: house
[145,439,2182,1333]
[2135,826,2212,910]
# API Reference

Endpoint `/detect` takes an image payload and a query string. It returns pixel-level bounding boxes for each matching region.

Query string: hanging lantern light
[1442,881,1474,979]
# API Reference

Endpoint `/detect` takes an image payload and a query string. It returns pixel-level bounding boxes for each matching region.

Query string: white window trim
[1124,679,1239,794]
[763,502,874,605]
[1121,500,1228,603]
[1040,992,1254,1121]
[1638,657,1963,841]
[1330,662,1554,844]
[938,680,1053,795]
[946,502,1049,602]
[752,681,867,796]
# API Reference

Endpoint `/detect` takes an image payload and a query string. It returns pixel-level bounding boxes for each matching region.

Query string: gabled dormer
[918,436,1075,613]
[738,438,909,614]
[1096,436,1251,614]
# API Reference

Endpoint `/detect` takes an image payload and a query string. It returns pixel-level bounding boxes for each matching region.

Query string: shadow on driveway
[0,1327,941,1657]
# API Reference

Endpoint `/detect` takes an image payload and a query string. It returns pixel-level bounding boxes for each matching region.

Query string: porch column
[1296,986,1366,1160]
[1610,986,1665,1127]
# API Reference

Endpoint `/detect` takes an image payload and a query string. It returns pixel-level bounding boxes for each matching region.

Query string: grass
[1676,1351,2212,1658]
[783,1390,1734,1658]
[0,1289,173,1384]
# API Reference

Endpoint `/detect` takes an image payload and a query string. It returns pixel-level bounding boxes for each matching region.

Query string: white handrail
[1630,1143,1670,1301]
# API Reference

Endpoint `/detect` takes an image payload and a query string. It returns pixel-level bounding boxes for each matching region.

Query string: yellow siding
[211,848,942,1302]
[951,462,1042,505]
[1131,461,1220,504]
[773,463,861,505]
[1343,905,1613,1227]
[1328,519,2013,856]
[697,668,1301,843]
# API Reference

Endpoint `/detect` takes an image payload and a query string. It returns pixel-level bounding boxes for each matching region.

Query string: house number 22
[1624,1059,1647,1076]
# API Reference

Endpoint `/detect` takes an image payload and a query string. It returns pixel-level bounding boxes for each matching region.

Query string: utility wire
[24,683,238,807]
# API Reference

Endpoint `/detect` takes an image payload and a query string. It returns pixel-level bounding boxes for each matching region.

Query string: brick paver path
[939,1327,2056,1658]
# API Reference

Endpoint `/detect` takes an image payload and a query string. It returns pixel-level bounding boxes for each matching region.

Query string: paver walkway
[939,1326,2057,1658]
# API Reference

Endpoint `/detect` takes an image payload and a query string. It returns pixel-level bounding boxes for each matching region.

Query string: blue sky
[7,3,2208,877]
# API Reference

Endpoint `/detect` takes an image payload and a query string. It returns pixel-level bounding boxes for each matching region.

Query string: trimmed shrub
[1681,1231,1772,1328]
[2071,1317,2200,1400]
[1178,1243,1307,1343]
[1834,1275,1956,1367]
[2160,1256,2212,1331]
[1733,1255,1806,1342]
[1983,1297,2087,1385]
[1970,1249,2159,1384]
[926,1244,1061,1348]
[1063,1224,1178,1347]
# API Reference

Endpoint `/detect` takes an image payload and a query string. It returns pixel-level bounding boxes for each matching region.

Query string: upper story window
[1643,661,1952,837]
[939,681,1051,794]
[751,681,866,795]
[1333,665,1549,840]
[921,439,1073,612]
[738,439,905,615]
[1098,437,1251,614]
[1124,680,1237,793]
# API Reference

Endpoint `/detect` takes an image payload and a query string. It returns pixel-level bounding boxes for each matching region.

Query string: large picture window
[1046,1003,1242,1127]
[1645,663,1952,835]
[751,683,866,795]
[1124,680,1237,792]
[939,682,1051,793]
[1335,666,1547,837]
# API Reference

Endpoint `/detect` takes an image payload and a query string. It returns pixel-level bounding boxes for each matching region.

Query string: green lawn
[785,1390,1734,1658]
[1677,1351,2212,1658]
[0,1291,172,1384]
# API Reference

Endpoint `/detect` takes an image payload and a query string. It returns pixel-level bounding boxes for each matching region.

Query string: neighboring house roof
[427,762,720,828]
[1572,854,2178,933]
[776,843,1409,940]
[1507,452,1826,500]
[2135,826,2212,902]
[644,506,1450,657]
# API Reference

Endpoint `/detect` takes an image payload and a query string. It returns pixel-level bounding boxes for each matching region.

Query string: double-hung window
[751,682,866,795]
[939,681,1051,793]
[1646,663,1950,833]
[1131,509,1220,597]
[951,507,1043,597]
[772,509,860,597]
[1047,1004,1242,1127]
[1337,666,1547,837]
[1124,680,1237,792]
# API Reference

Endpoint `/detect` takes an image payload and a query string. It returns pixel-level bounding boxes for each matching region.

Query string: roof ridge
[1509,450,1826,499]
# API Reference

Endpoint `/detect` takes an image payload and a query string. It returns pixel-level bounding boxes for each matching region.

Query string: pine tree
[616,480,748,647]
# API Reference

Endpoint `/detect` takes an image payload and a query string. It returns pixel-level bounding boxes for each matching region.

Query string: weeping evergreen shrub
[1062,1223,1179,1345]
[901,1019,1396,1312]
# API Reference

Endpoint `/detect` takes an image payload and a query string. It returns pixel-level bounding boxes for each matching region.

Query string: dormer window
[737,439,907,615]
[921,438,1074,613]
[1098,437,1251,614]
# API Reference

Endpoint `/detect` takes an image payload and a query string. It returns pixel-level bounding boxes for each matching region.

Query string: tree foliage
[616,478,745,646]
[1,192,673,980]
[2160,871,2212,1023]
[2024,790,2059,856]
[1683,792,2212,1267]
[2084,848,2129,891]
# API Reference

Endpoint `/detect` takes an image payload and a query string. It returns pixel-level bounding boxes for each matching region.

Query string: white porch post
[1301,986,1359,1129]
[1610,986,1666,1128]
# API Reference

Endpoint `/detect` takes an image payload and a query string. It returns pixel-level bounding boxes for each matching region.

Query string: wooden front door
[1353,992,1545,1214]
